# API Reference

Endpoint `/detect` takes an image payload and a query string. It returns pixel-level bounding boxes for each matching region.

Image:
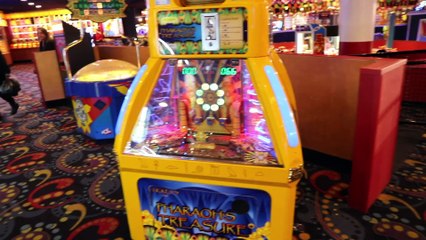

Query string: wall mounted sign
[67,0,127,23]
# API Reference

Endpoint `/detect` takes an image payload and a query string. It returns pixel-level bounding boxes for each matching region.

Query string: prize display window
[126,59,280,166]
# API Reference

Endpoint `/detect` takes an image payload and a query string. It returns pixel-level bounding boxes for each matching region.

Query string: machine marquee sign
[67,0,127,22]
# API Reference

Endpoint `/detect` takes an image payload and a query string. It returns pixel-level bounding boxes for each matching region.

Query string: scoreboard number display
[220,67,237,76]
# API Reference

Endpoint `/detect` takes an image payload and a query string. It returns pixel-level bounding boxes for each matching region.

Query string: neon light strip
[115,64,148,134]
[264,65,299,148]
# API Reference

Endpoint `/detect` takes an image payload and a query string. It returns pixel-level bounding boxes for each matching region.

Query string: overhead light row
[20,0,42,9]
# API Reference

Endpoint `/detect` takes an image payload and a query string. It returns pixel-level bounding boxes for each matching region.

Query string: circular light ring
[210,83,218,91]
[216,90,225,97]
[196,89,204,97]
[217,98,225,106]
[211,104,219,112]
[196,98,204,105]
[201,83,209,91]
[202,104,211,111]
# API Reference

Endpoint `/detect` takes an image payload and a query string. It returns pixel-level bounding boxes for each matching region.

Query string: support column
[339,0,377,55]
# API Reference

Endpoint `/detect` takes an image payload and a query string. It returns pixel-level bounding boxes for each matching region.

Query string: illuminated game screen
[126,59,280,166]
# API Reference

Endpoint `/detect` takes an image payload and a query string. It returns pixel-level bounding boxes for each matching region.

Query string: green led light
[182,67,197,75]
[220,67,237,76]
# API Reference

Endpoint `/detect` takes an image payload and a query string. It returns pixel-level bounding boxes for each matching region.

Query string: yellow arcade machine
[114,0,304,239]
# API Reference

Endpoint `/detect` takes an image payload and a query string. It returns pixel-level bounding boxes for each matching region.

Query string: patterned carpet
[0,63,425,240]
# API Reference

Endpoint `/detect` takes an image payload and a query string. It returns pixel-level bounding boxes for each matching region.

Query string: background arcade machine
[65,59,138,139]
[114,0,304,239]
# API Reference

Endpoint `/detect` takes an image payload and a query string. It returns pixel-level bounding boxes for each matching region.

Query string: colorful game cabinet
[114,0,304,239]
[66,59,138,140]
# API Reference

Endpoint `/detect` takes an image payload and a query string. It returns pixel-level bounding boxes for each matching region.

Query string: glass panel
[125,59,280,166]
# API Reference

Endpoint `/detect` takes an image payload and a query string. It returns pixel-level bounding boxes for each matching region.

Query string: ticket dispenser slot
[201,13,220,51]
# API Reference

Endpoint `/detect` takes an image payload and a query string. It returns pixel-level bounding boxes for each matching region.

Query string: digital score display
[220,67,237,76]
[182,67,197,75]
[182,67,237,76]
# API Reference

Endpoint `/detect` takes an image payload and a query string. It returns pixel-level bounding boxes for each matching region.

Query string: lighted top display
[67,0,127,23]
[157,8,247,55]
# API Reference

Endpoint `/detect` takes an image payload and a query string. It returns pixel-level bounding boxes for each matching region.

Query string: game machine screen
[114,0,304,239]
[127,59,277,165]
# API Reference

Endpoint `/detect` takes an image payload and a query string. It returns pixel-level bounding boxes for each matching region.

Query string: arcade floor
[0,63,425,240]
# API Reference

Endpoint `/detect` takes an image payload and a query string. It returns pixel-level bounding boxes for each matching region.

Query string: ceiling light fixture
[28,2,35,5]
[20,0,28,2]
[35,5,42,8]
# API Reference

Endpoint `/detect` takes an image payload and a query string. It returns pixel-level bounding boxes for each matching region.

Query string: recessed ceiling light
[35,5,42,8]
[28,2,35,5]
[20,0,28,2]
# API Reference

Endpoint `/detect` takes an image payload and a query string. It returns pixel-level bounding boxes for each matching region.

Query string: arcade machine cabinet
[65,59,138,139]
[114,0,304,239]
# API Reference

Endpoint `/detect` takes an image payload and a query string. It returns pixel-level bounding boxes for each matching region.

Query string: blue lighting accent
[387,12,396,49]
[115,64,148,134]
[264,65,299,148]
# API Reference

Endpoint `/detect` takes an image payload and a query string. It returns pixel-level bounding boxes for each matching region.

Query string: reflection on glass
[126,59,280,166]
